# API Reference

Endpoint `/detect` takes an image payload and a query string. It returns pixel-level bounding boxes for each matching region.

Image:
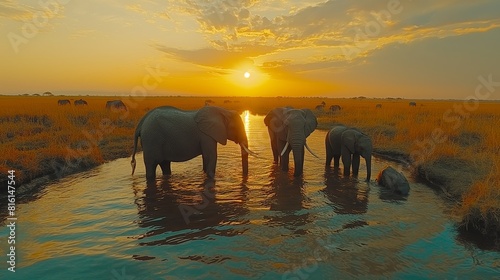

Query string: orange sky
[1,1,499,98]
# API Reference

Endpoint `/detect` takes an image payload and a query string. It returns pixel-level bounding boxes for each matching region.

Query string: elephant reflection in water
[322,169,369,215]
[131,178,249,246]
[263,165,312,231]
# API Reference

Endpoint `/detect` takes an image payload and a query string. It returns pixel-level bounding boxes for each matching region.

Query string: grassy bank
[1,95,499,235]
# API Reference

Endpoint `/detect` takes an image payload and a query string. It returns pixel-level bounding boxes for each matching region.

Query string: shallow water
[1,112,499,279]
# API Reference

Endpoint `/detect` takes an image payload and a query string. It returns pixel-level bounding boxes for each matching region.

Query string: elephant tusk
[305,142,320,159]
[280,142,289,156]
[240,144,259,158]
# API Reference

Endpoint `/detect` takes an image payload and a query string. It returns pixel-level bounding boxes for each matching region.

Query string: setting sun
[244,72,251,79]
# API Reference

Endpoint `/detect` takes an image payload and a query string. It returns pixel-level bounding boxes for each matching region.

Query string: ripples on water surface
[1,113,499,279]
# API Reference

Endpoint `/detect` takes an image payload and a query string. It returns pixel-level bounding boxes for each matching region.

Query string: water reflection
[322,168,368,215]
[262,165,311,232]
[131,176,249,246]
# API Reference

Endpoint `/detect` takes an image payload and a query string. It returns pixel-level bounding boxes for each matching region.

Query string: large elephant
[325,125,372,181]
[131,106,255,180]
[264,107,318,177]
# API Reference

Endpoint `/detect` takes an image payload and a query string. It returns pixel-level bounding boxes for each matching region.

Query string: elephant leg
[325,153,333,168]
[202,156,208,173]
[325,135,333,167]
[277,140,289,171]
[145,162,157,181]
[333,155,341,169]
[201,138,218,178]
[269,129,279,164]
[143,153,157,181]
[341,146,351,177]
[159,160,171,175]
[281,151,290,172]
[352,154,360,176]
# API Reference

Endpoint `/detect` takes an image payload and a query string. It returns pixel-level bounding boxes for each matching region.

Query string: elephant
[74,99,88,106]
[106,100,127,111]
[264,107,318,177]
[377,166,410,195]
[58,99,70,105]
[131,106,256,180]
[325,125,372,181]
[409,101,417,107]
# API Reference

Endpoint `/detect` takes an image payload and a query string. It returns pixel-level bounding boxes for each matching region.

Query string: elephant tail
[131,126,140,175]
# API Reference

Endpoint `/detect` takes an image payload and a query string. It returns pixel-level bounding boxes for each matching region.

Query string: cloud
[153,43,273,70]
[149,0,500,79]
[125,2,171,24]
[70,29,96,39]
[0,0,67,23]
[126,4,147,15]
[0,0,35,21]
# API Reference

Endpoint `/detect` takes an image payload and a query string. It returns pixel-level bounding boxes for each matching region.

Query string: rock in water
[377,166,410,195]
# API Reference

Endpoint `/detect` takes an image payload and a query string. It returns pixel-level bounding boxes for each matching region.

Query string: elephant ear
[195,106,227,145]
[342,129,357,154]
[302,109,317,137]
[358,134,373,156]
[265,108,287,134]
[264,110,275,127]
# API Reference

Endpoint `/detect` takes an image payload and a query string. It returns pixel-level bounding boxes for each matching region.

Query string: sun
[226,63,269,90]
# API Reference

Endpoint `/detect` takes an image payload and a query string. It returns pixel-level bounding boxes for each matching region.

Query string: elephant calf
[131,106,256,180]
[325,125,372,181]
[377,166,410,195]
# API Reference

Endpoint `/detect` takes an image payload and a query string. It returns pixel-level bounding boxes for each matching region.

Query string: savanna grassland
[1,95,499,235]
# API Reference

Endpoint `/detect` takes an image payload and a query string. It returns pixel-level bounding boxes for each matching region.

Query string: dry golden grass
[0,95,499,234]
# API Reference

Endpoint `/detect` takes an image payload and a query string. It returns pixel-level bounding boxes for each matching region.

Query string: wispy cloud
[0,0,36,21]
[70,29,96,39]
[0,0,66,21]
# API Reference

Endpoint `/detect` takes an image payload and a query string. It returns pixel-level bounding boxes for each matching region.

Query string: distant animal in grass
[74,99,88,106]
[58,99,70,106]
[377,166,410,195]
[315,104,325,111]
[329,105,342,112]
[409,101,417,107]
[375,104,382,108]
[105,100,127,111]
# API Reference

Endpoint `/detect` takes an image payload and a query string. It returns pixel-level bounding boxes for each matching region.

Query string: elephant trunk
[240,140,249,176]
[291,143,305,177]
[365,154,372,182]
